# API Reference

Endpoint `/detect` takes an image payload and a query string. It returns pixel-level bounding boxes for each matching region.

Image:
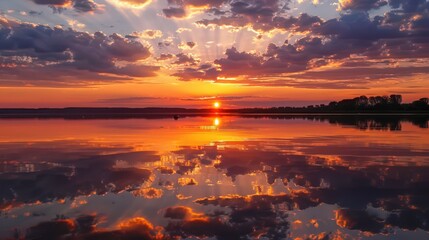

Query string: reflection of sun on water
[213,118,220,126]
[199,117,221,130]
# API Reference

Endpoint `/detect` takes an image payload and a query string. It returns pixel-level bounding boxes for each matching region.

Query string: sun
[213,101,220,109]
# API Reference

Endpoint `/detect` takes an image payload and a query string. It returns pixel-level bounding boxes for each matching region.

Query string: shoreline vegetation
[1,95,428,118]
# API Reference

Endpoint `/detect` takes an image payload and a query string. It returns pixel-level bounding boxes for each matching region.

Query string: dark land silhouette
[0,95,428,119]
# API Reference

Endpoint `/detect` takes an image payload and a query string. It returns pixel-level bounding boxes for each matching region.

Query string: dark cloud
[338,0,388,11]
[157,53,174,60]
[28,10,44,16]
[291,66,429,81]
[29,0,102,13]
[167,0,227,7]
[180,95,253,101]
[195,0,322,32]
[97,96,163,104]
[163,0,229,18]
[315,12,404,40]
[186,41,196,48]
[163,7,187,18]
[351,0,429,14]
[174,53,199,65]
[173,63,218,80]
[31,0,69,4]
[389,0,429,13]
[73,0,100,12]
[0,17,159,86]
[196,13,321,32]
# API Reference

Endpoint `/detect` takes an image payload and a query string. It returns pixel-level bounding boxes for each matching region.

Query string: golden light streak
[107,0,152,9]
[213,118,220,126]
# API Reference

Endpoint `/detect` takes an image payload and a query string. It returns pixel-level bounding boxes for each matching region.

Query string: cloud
[176,27,192,33]
[163,7,187,18]
[158,37,175,48]
[338,0,388,11]
[97,96,164,104]
[180,95,253,101]
[164,206,207,220]
[173,63,218,80]
[173,53,199,65]
[175,40,331,81]
[176,7,429,88]
[7,0,429,90]
[290,66,429,81]
[73,0,101,12]
[195,0,323,32]
[338,0,429,12]
[132,187,163,198]
[162,0,229,18]
[126,29,163,39]
[196,14,321,32]
[178,41,197,49]
[29,0,103,13]
[157,53,174,60]
[0,17,160,86]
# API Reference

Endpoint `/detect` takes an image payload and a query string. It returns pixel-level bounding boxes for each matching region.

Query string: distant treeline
[231,95,429,113]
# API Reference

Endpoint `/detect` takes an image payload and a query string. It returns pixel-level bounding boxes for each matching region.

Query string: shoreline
[1,110,429,119]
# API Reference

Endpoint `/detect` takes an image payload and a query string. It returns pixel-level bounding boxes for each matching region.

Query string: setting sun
[214,102,221,109]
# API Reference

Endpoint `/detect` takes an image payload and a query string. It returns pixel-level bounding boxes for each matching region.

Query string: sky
[0,0,428,108]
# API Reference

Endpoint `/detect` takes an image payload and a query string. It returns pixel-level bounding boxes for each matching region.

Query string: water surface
[1,116,429,239]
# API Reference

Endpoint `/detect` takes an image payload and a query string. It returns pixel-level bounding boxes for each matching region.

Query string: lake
[1,115,429,239]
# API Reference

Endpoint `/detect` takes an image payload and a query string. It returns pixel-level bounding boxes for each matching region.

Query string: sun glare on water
[213,118,220,126]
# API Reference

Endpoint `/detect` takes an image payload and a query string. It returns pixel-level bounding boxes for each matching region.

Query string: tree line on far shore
[232,95,429,113]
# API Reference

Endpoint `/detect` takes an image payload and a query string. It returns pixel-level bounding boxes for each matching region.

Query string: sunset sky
[0,0,428,108]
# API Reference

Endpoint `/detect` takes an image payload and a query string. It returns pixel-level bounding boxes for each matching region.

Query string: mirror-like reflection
[0,116,428,239]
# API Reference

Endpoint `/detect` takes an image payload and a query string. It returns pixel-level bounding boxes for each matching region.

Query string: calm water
[1,116,429,240]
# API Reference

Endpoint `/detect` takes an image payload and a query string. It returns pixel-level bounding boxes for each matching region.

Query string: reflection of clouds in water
[0,142,158,212]
[132,187,163,199]
[1,118,429,239]
[24,215,163,240]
